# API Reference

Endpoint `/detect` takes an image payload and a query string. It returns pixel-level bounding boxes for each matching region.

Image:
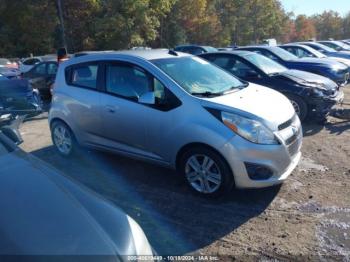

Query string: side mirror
[138,91,155,105]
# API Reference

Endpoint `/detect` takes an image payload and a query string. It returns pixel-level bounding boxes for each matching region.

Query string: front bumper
[220,125,302,188]
[330,71,349,86]
[308,89,344,119]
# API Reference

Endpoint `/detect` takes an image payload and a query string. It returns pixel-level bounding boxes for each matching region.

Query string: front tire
[51,121,76,157]
[179,146,234,196]
[285,94,308,121]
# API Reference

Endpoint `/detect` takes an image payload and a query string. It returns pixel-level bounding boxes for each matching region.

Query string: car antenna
[168,49,178,56]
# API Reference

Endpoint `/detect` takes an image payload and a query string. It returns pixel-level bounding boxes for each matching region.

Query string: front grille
[278,115,296,131]
[285,132,298,145]
[288,137,301,157]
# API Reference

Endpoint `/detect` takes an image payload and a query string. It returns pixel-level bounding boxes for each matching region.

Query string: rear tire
[285,94,308,121]
[51,121,77,157]
[179,146,234,197]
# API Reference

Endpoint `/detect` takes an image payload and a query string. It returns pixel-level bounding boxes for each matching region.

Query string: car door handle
[106,105,116,113]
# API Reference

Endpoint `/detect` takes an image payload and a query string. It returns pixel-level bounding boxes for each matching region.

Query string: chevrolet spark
[49,50,302,196]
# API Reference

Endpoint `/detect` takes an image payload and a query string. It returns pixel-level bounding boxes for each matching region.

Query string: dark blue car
[199,51,344,121]
[318,41,350,52]
[280,44,350,77]
[297,42,350,61]
[236,46,349,86]
[174,45,218,55]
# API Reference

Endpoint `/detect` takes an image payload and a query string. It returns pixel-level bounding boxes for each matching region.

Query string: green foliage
[312,11,344,40]
[0,0,349,57]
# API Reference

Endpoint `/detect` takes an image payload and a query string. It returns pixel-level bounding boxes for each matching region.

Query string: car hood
[290,57,347,69]
[339,51,350,55]
[201,83,295,130]
[0,150,152,256]
[274,69,338,90]
[327,57,350,67]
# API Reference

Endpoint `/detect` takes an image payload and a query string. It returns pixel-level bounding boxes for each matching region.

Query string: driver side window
[106,64,151,100]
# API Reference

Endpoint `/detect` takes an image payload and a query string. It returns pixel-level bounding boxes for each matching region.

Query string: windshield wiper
[268,72,281,76]
[191,91,223,97]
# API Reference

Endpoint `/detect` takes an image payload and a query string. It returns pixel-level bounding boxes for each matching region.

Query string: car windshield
[334,41,350,50]
[309,43,337,52]
[152,56,245,96]
[302,46,327,58]
[243,53,287,75]
[204,46,218,52]
[270,47,298,61]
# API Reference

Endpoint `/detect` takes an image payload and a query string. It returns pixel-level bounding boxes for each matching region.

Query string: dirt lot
[19,87,350,261]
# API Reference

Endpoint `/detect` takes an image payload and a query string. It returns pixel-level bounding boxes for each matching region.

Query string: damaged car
[0,75,42,115]
[199,51,344,121]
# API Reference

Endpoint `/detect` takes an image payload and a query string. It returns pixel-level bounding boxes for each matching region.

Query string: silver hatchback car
[49,49,302,196]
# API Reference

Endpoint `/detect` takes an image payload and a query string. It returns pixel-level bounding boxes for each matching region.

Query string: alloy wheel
[53,124,72,155]
[185,154,222,193]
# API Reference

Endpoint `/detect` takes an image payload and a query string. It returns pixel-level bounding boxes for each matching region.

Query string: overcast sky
[281,0,350,16]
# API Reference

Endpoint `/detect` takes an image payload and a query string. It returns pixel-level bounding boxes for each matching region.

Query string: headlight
[221,112,278,145]
[311,88,325,97]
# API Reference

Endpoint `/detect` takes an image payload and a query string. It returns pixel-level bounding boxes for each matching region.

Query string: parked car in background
[49,49,302,196]
[0,67,21,79]
[318,40,350,52]
[341,39,350,45]
[0,58,18,69]
[199,51,344,121]
[297,42,350,60]
[236,46,349,86]
[19,55,56,73]
[280,44,350,64]
[0,75,42,115]
[23,61,58,99]
[280,44,350,71]
[0,120,154,257]
[174,45,218,55]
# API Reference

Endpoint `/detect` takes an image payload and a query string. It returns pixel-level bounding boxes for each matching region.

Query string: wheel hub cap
[53,125,72,155]
[185,154,222,194]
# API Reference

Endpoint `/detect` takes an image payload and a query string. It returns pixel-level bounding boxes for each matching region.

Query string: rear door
[64,62,103,144]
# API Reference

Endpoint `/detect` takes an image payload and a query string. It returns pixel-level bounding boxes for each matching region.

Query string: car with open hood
[49,49,302,196]
[199,51,344,122]
[236,46,349,86]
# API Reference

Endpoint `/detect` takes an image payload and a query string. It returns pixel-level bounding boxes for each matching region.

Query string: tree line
[0,0,349,57]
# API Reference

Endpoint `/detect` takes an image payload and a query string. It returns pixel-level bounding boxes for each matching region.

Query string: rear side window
[69,64,98,89]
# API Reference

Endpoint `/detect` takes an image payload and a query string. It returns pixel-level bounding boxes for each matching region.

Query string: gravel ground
[19,86,350,261]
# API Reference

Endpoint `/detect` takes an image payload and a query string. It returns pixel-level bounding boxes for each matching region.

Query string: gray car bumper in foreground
[220,127,302,189]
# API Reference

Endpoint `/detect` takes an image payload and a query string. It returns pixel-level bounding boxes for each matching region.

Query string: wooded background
[0,0,349,57]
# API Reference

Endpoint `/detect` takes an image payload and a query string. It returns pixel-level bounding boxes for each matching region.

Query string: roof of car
[204,50,253,56]
[238,45,275,50]
[70,49,191,62]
